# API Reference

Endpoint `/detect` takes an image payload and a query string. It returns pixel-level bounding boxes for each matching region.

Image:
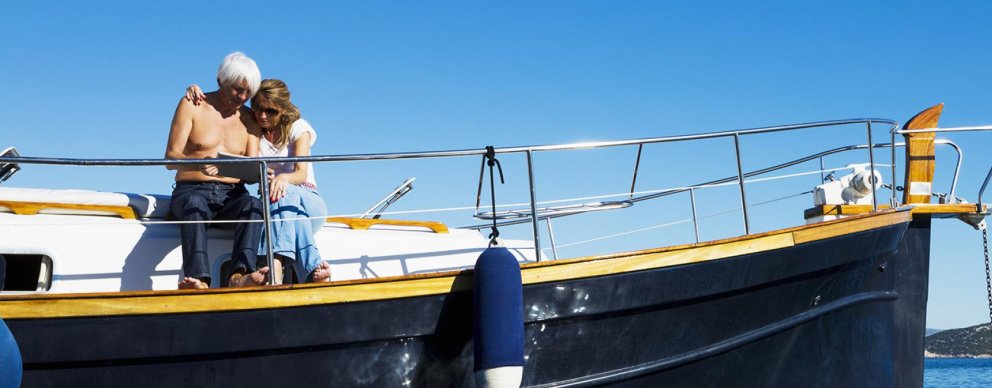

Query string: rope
[484,145,505,246]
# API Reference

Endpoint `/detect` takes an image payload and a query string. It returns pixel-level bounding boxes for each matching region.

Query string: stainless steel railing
[0,118,902,264]
[895,125,992,210]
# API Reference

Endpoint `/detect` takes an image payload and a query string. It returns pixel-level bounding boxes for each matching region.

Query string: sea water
[924,358,992,387]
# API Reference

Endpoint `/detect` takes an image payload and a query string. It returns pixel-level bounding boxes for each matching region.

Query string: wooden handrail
[325,217,449,234]
[0,200,137,219]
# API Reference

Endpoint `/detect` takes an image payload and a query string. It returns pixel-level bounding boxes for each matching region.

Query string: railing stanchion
[689,187,700,243]
[891,129,898,207]
[526,150,542,262]
[733,133,750,235]
[259,161,277,285]
[630,144,643,200]
[867,121,878,212]
[546,217,559,261]
[978,167,992,210]
[819,156,825,183]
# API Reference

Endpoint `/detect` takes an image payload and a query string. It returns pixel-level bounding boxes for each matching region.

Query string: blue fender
[472,247,525,372]
[0,316,22,388]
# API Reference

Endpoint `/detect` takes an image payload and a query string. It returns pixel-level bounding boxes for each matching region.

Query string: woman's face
[252,96,281,129]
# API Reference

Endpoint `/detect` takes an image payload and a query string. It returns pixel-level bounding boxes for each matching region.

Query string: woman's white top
[259,119,318,189]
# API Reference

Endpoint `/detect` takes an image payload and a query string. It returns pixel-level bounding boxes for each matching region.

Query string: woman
[187,80,331,284]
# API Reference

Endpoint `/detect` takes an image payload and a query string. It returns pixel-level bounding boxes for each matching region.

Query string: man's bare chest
[188,113,249,154]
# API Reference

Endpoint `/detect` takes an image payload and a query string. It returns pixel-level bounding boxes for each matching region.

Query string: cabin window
[0,254,53,292]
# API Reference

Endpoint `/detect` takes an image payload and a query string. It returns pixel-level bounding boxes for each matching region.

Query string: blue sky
[3,1,991,328]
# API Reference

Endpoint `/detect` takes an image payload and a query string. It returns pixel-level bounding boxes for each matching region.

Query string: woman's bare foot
[271,258,284,285]
[229,267,270,287]
[310,262,331,283]
[178,277,209,290]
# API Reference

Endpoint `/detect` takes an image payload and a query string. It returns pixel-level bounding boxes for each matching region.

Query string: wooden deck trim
[325,217,449,234]
[804,203,986,219]
[792,210,909,244]
[0,200,137,220]
[0,209,912,320]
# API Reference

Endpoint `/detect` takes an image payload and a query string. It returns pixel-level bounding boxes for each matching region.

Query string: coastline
[924,352,992,359]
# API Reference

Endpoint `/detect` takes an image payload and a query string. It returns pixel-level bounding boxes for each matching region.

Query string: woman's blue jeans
[257,184,327,281]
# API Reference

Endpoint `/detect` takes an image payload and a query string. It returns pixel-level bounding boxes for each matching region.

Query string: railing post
[526,150,542,262]
[733,133,750,235]
[689,187,700,243]
[867,120,878,212]
[890,129,898,207]
[258,161,277,285]
[546,217,559,261]
[819,156,825,183]
[978,167,992,211]
[630,144,643,200]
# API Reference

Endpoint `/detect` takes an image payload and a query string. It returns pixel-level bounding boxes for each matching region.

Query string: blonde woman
[187,79,331,284]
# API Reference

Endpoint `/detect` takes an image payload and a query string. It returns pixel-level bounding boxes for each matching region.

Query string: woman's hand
[268,174,292,203]
[184,84,206,106]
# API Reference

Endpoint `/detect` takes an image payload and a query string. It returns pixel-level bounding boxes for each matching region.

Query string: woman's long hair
[251,79,301,150]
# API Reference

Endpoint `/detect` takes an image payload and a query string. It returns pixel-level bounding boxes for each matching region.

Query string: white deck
[0,188,535,293]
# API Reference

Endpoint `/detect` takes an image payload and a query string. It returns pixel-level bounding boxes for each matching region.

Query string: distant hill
[925,328,943,336]
[925,323,991,358]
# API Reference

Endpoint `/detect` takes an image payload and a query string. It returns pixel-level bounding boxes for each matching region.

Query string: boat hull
[5,215,924,387]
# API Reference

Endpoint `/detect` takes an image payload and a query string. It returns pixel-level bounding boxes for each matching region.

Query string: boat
[0,104,989,386]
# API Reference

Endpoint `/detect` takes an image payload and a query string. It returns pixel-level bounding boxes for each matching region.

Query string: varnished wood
[0,209,912,319]
[792,210,910,244]
[804,203,987,219]
[0,200,137,219]
[325,217,449,234]
[804,204,892,218]
[908,203,990,216]
[902,103,943,204]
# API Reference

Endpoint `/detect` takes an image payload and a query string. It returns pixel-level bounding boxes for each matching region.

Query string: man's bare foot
[310,262,331,283]
[178,277,209,290]
[229,267,270,287]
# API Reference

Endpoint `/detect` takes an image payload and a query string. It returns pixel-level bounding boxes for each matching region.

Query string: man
[165,51,268,289]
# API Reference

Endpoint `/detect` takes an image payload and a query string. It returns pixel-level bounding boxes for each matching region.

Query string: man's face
[218,78,250,108]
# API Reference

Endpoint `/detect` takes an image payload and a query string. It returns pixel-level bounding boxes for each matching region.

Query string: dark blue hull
[5,216,924,387]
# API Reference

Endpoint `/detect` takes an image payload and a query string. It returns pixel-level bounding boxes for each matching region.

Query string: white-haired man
[165,51,267,289]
